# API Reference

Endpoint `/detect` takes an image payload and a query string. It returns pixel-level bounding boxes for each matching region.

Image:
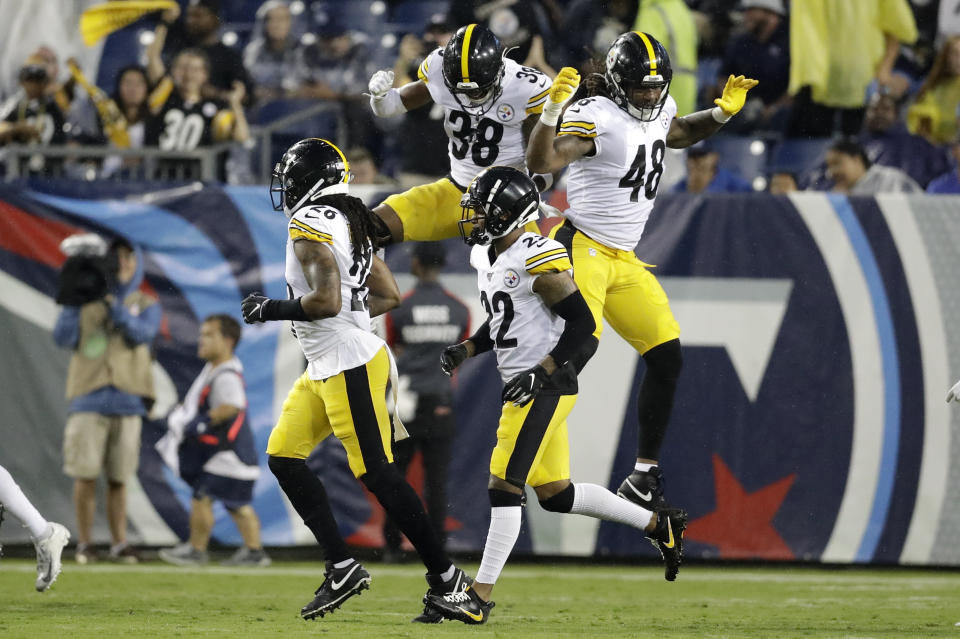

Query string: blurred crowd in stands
[2,0,960,194]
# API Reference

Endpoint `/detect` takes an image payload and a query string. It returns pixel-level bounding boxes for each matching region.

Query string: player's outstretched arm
[367,70,432,117]
[666,74,759,148]
[366,255,401,318]
[241,240,341,324]
[527,67,594,174]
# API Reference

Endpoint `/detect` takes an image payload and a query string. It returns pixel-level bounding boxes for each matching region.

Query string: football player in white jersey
[526,32,758,514]
[427,167,689,625]
[241,139,472,623]
[365,23,552,245]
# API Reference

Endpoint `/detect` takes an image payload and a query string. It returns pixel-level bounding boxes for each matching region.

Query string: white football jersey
[469,232,572,383]
[418,49,550,186]
[286,204,384,380]
[559,94,678,251]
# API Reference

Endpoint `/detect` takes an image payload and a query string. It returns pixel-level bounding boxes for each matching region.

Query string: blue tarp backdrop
[1,182,958,565]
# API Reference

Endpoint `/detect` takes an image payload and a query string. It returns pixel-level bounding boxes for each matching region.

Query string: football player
[366,23,553,245]
[241,138,471,623]
[427,167,688,625]
[526,32,758,514]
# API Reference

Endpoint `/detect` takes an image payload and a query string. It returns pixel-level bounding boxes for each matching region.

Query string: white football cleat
[34,522,70,592]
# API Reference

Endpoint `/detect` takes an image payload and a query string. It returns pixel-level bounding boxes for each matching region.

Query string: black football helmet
[270,138,350,215]
[442,24,505,116]
[605,32,673,122]
[459,166,540,246]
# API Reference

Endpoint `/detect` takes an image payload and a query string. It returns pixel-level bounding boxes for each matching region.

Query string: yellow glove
[714,74,760,117]
[541,67,581,126]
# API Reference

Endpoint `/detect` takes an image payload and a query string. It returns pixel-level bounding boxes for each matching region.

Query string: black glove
[440,343,469,376]
[502,365,550,407]
[241,292,271,324]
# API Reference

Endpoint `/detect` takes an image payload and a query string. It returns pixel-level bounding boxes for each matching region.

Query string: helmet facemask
[449,62,505,118]
[607,70,671,122]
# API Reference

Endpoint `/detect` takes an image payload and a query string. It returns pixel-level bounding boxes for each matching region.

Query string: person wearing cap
[150,0,253,105]
[381,242,470,563]
[672,143,753,193]
[715,0,790,132]
[0,54,68,148]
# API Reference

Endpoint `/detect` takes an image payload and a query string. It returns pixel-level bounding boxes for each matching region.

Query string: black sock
[637,339,682,460]
[363,464,450,575]
[268,455,351,564]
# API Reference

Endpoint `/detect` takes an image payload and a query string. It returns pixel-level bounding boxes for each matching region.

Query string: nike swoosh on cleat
[623,479,653,502]
[458,606,484,622]
[663,518,675,549]
[331,563,361,590]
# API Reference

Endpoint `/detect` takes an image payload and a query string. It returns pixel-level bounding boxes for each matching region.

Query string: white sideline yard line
[2,562,958,586]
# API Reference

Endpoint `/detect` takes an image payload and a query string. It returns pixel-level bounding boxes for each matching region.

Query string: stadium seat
[769,138,834,176]
[708,136,770,187]
[311,0,389,36]
[389,1,449,31]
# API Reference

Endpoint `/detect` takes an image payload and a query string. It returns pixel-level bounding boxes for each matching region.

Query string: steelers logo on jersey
[497,104,515,122]
[503,269,520,288]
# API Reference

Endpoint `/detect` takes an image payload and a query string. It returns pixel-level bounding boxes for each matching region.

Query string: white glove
[947,379,960,403]
[539,202,562,218]
[368,70,394,100]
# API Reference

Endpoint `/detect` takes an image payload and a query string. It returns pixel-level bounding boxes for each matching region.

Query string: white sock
[439,564,456,582]
[634,462,656,473]
[475,506,521,585]
[333,558,355,569]
[570,483,653,530]
[0,464,48,538]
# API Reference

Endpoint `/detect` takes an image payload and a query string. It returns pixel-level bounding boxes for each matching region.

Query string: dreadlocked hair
[314,194,379,263]
[571,72,611,102]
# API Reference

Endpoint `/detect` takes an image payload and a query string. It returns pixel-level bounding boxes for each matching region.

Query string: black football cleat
[300,560,371,620]
[426,586,494,625]
[414,566,473,623]
[646,507,687,582]
[618,466,670,511]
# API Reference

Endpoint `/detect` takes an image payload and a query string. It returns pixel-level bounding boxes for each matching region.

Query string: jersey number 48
[619,139,666,202]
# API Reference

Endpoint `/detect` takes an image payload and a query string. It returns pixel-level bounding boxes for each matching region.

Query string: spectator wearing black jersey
[381,242,470,562]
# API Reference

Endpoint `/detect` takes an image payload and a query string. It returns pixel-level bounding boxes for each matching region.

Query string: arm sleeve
[53,306,81,348]
[548,290,598,371]
[112,299,161,344]
[468,319,494,355]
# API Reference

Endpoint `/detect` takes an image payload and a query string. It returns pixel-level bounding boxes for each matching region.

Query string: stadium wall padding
[0,182,957,566]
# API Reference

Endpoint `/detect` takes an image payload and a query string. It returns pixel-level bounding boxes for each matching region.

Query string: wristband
[540,100,564,127]
[264,297,310,321]
[711,106,733,123]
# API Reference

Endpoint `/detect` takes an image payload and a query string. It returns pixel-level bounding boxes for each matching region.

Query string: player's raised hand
[549,67,581,106]
[367,70,394,100]
[714,74,759,116]
[540,67,581,126]
[947,379,960,403]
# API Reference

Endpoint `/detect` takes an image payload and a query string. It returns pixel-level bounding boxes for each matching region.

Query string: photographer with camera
[52,234,160,565]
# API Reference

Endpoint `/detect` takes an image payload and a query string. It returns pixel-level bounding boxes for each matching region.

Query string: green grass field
[1,560,958,638]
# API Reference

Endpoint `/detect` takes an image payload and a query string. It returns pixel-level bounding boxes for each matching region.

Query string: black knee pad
[539,483,575,513]
[643,339,682,382]
[489,488,524,508]
[360,462,404,495]
[268,455,306,485]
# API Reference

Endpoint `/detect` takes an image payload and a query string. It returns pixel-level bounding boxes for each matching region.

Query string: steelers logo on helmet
[442,24,506,117]
[270,138,351,216]
[605,31,673,122]
[458,166,541,246]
